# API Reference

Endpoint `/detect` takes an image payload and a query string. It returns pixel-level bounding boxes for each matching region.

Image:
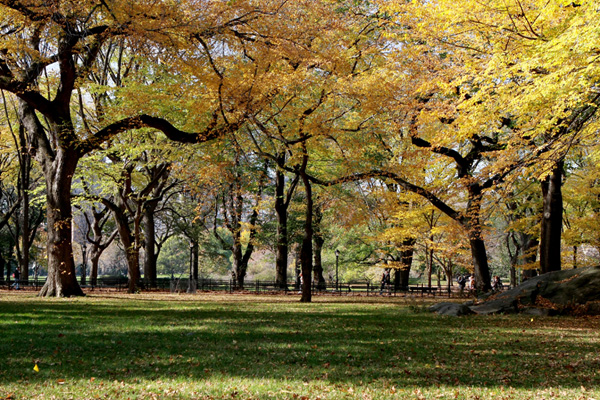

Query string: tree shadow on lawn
[1,297,599,391]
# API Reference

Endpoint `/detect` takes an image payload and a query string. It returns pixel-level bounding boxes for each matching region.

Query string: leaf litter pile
[0,293,599,399]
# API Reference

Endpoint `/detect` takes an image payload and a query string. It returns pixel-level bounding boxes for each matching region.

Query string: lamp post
[335,249,340,292]
[187,242,194,293]
[81,242,87,286]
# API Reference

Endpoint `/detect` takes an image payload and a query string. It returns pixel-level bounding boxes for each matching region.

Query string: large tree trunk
[393,240,415,291]
[469,236,491,293]
[539,162,563,274]
[464,190,492,293]
[19,102,84,297]
[38,156,84,297]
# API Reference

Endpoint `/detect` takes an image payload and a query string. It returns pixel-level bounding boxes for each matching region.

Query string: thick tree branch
[79,114,242,156]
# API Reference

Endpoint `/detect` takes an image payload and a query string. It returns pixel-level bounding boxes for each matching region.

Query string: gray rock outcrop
[431,266,600,316]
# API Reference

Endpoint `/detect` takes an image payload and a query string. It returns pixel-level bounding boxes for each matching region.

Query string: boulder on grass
[471,266,600,315]
[433,266,600,316]
[430,302,474,316]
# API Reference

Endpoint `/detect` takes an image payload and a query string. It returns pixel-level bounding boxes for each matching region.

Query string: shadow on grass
[0,294,599,391]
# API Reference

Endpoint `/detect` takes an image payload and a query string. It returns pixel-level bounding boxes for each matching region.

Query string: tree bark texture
[539,162,563,274]
[39,156,84,297]
[464,190,492,292]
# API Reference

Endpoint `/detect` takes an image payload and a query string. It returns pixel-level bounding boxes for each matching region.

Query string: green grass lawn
[0,292,599,399]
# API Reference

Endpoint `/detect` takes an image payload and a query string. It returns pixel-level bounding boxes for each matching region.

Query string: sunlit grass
[1,292,599,399]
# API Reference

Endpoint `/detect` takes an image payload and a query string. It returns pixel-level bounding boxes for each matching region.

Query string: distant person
[11,268,20,290]
[468,275,475,291]
[457,275,466,295]
[380,269,390,295]
[492,275,503,292]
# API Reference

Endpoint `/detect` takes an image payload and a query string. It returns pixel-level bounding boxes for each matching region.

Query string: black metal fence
[2,276,457,296]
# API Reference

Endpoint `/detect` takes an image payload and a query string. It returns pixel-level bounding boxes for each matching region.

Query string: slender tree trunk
[427,243,433,288]
[126,245,141,293]
[233,232,246,289]
[192,241,199,281]
[300,171,313,303]
[110,204,142,293]
[539,162,563,273]
[508,235,519,288]
[90,249,101,287]
[0,254,5,284]
[312,204,326,290]
[313,235,325,290]
[17,124,31,283]
[445,263,452,294]
[115,223,141,294]
[143,207,158,288]
[275,163,289,289]
[510,266,517,288]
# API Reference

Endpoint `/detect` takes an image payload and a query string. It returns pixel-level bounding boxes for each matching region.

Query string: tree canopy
[0,0,598,298]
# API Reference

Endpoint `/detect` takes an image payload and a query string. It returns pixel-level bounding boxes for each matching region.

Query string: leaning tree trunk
[38,154,84,297]
[539,162,563,274]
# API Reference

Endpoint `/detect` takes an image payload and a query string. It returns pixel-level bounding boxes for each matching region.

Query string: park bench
[409,286,439,296]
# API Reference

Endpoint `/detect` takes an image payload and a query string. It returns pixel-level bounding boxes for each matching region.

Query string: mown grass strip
[0,292,599,399]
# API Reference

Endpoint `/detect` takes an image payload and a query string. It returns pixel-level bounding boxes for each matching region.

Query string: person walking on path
[11,268,20,290]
